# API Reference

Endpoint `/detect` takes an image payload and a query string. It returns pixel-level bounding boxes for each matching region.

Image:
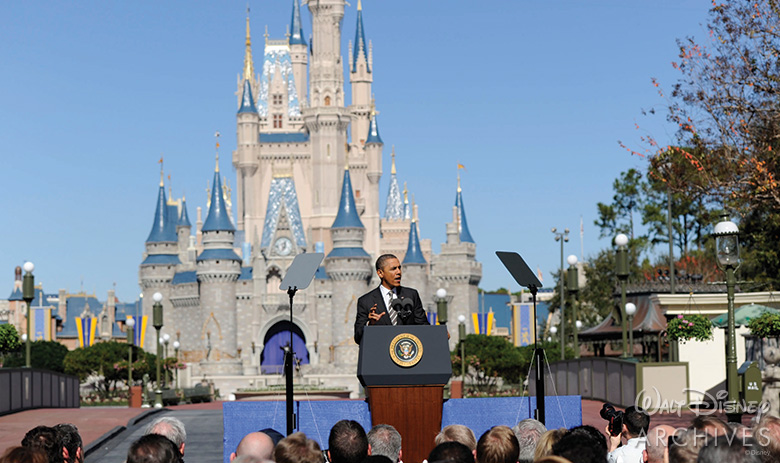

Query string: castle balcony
[261,293,307,313]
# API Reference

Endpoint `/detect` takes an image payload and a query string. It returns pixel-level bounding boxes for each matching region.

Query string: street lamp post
[152,292,164,408]
[126,317,135,406]
[162,333,170,389]
[458,315,466,382]
[615,233,630,357]
[714,214,741,421]
[625,303,636,359]
[567,255,580,358]
[173,340,180,390]
[436,288,448,325]
[22,262,35,368]
[552,228,569,360]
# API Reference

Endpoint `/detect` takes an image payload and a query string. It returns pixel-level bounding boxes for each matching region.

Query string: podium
[358,325,451,463]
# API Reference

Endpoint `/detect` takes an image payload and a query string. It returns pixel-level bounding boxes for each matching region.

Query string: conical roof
[146,184,178,243]
[202,170,235,232]
[403,221,426,264]
[332,167,364,229]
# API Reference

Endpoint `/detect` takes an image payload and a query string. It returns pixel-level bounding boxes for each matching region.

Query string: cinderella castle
[136,0,482,395]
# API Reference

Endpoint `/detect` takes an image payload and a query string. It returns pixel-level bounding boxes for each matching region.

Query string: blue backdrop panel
[223,401,288,463]
[296,400,372,448]
[223,400,371,463]
[442,396,582,438]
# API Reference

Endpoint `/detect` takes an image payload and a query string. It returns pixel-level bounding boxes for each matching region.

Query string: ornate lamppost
[436,288,448,325]
[152,292,164,408]
[126,317,135,406]
[458,314,466,382]
[625,303,636,359]
[173,340,180,390]
[552,228,569,360]
[567,255,580,358]
[714,214,740,421]
[22,262,35,368]
[162,333,171,388]
[614,233,630,357]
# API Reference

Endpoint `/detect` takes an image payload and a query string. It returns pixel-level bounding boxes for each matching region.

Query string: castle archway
[260,320,310,374]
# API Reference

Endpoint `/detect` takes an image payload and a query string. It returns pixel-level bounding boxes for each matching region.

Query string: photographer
[604,405,650,463]
[354,254,429,344]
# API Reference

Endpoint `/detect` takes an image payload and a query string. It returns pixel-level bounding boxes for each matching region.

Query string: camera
[391,297,414,322]
[600,403,624,437]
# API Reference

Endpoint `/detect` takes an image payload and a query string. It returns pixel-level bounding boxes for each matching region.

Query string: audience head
[510,419,545,463]
[260,428,285,447]
[0,446,48,463]
[667,427,709,463]
[231,432,276,462]
[622,406,650,438]
[54,423,83,463]
[274,432,322,463]
[435,425,477,451]
[21,425,62,463]
[143,416,187,455]
[534,457,572,463]
[551,426,606,463]
[753,414,780,460]
[644,425,676,463]
[476,426,519,463]
[697,435,762,463]
[367,424,402,463]
[127,434,184,463]
[328,420,368,463]
[690,415,729,438]
[427,441,475,463]
[533,428,567,461]
[231,457,263,463]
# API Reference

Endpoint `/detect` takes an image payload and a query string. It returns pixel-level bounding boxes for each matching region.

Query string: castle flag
[427,311,438,325]
[75,317,97,348]
[32,308,52,341]
[128,315,148,347]
[472,311,494,335]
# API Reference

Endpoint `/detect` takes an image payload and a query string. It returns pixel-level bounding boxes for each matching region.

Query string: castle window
[272,94,283,105]
[355,189,361,198]
[324,96,331,106]
[273,114,283,129]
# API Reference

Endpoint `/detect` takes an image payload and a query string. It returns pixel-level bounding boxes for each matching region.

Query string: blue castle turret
[403,219,426,265]
[289,0,306,46]
[455,175,474,243]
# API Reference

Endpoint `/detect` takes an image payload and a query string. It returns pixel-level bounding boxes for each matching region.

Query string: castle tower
[196,154,242,375]
[362,107,383,257]
[402,214,428,307]
[177,196,193,265]
[289,0,308,105]
[324,166,371,367]
[349,0,373,149]
[431,174,482,348]
[234,16,261,237]
[139,168,181,351]
[384,149,402,220]
[304,0,350,252]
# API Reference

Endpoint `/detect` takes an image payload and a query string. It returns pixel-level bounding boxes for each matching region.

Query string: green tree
[595,169,646,240]
[3,340,69,372]
[0,324,22,367]
[451,335,524,392]
[63,341,152,399]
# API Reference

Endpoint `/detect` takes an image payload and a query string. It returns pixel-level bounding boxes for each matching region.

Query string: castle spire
[384,146,403,220]
[391,148,396,175]
[403,214,426,265]
[238,78,257,114]
[178,196,192,228]
[146,170,178,243]
[366,104,383,145]
[352,0,370,73]
[243,10,254,82]
[202,134,235,232]
[332,167,364,229]
[289,0,306,46]
[403,182,410,220]
[455,173,475,243]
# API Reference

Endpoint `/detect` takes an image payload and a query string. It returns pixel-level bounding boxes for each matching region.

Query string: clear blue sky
[0,1,711,302]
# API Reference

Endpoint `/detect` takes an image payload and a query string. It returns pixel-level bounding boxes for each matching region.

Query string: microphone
[391,293,414,323]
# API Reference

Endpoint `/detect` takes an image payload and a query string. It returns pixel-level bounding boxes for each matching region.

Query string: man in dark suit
[354,254,429,344]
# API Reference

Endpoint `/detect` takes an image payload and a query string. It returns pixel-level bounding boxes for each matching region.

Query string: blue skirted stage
[222,396,581,463]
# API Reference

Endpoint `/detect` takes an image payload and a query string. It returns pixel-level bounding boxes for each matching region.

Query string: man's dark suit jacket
[354,285,429,344]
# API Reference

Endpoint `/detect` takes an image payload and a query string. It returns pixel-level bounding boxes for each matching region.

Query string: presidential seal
[389,333,423,367]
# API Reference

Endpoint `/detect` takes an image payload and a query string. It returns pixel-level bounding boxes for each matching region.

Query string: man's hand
[368,304,385,325]
[606,425,622,452]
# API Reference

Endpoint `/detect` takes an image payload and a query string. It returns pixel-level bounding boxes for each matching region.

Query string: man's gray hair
[367,424,402,463]
[144,416,187,448]
[512,419,546,463]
